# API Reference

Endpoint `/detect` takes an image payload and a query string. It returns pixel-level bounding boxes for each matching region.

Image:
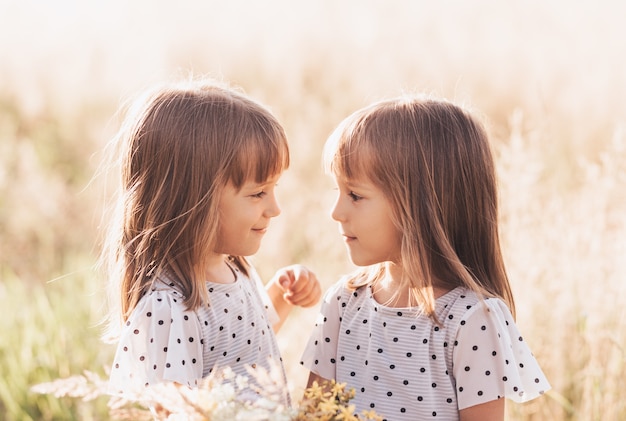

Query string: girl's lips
[252,227,267,234]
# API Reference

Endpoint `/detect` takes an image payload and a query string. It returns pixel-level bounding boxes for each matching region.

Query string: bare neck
[371,263,451,307]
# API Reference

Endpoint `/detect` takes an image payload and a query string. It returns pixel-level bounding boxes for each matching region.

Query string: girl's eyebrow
[345,179,373,191]
[243,182,269,191]
[245,175,281,189]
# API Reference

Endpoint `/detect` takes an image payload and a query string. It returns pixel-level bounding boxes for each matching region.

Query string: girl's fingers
[274,264,321,307]
[286,277,321,307]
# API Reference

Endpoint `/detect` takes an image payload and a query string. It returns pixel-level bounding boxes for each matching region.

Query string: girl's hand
[272,264,321,308]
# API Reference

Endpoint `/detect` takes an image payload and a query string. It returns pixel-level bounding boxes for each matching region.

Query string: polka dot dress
[300,280,550,420]
[109,267,289,405]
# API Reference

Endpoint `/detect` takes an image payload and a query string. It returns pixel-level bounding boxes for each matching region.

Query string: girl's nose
[330,196,344,222]
[266,192,281,218]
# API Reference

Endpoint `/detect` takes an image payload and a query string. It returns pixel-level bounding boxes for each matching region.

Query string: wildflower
[360,409,384,421]
[31,368,382,420]
[335,403,356,419]
[304,380,324,399]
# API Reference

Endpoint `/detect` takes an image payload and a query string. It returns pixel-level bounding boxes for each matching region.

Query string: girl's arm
[266,264,321,332]
[306,371,330,389]
[459,398,504,421]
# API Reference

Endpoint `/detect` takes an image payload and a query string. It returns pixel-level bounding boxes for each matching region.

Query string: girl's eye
[348,191,363,202]
[251,191,266,199]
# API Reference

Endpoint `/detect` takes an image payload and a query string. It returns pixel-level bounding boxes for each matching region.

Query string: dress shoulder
[108,281,203,398]
[451,297,551,409]
[299,277,353,379]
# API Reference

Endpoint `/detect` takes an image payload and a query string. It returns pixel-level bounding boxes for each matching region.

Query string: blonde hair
[102,79,289,337]
[324,95,514,319]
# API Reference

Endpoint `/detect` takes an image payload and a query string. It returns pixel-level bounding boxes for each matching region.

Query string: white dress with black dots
[109,267,289,404]
[300,280,550,420]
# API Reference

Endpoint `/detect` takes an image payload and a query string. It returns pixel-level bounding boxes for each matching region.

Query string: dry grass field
[0,0,624,419]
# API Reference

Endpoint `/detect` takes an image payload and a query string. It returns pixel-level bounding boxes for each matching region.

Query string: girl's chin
[347,254,376,267]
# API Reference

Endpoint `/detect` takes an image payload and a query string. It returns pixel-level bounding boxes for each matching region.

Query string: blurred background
[1,0,624,419]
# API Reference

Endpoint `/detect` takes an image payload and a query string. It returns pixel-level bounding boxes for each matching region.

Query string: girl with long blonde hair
[301,95,549,420]
[103,79,321,403]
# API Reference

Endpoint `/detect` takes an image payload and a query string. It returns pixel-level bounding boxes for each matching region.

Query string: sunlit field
[1,0,624,419]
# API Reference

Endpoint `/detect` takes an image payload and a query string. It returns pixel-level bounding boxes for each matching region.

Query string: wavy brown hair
[324,95,515,319]
[102,79,289,336]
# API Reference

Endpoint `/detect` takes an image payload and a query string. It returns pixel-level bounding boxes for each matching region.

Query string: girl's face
[215,174,282,257]
[331,174,402,266]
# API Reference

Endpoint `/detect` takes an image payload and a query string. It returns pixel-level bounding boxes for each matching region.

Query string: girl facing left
[102,79,321,404]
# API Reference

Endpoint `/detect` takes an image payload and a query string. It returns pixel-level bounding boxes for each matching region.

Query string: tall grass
[0,265,114,420]
[0,0,624,419]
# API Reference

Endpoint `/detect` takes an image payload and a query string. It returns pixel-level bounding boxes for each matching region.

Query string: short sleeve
[299,280,345,380]
[452,299,551,409]
[108,289,203,398]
